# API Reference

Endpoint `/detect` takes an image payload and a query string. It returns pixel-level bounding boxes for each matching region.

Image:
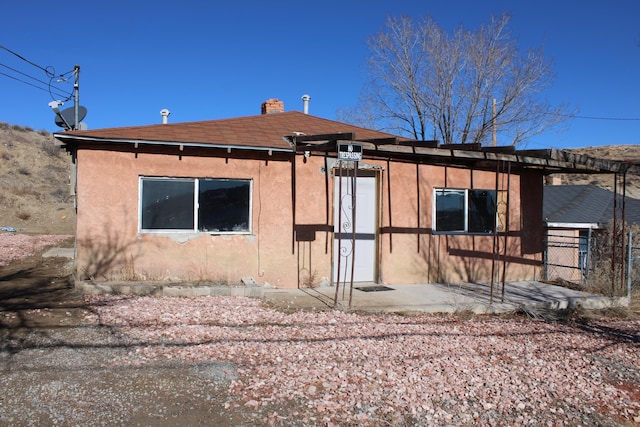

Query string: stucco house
[54,99,629,292]
[542,183,640,283]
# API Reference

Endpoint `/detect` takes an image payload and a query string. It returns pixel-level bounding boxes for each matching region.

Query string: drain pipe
[301,94,310,114]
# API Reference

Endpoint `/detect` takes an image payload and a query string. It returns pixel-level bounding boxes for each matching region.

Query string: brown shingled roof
[54,111,402,151]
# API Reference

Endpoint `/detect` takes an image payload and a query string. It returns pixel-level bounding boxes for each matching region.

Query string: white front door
[333,172,377,283]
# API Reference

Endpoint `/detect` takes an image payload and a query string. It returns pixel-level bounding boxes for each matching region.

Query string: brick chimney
[261,98,284,114]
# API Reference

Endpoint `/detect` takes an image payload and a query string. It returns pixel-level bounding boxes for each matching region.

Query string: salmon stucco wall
[291,155,335,287]
[75,146,543,289]
[293,157,542,287]
[75,147,299,287]
[373,162,540,284]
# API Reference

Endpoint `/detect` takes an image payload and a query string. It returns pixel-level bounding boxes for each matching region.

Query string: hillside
[554,145,640,199]
[0,123,75,234]
[0,123,638,236]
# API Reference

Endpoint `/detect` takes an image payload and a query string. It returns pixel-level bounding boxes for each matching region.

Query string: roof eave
[52,133,293,153]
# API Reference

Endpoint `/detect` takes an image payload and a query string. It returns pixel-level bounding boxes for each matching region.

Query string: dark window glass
[141,179,194,230]
[468,190,496,233]
[198,179,250,232]
[435,189,465,231]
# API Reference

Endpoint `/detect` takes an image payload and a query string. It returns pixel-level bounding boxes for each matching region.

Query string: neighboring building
[54,99,628,292]
[543,184,640,283]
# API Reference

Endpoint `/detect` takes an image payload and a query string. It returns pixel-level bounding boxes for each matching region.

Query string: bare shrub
[17,211,31,221]
[119,255,141,281]
[43,165,68,181]
[586,222,640,297]
[10,124,34,133]
[188,264,214,283]
[50,188,69,202]
[9,183,33,197]
[301,270,320,288]
[40,140,61,157]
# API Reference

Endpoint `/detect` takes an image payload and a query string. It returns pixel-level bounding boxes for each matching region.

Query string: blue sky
[1,0,639,149]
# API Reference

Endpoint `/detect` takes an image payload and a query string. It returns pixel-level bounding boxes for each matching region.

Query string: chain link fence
[544,230,594,286]
[543,228,639,296]
[629,237,640,295]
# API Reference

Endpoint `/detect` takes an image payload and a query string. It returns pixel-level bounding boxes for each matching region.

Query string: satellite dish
[54,106,87,129]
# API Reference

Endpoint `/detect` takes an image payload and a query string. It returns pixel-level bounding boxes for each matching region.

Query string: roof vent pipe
[160,108,171,124]
[301,94,310,114]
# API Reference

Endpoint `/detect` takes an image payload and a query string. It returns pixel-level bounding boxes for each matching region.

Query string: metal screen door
[333,173,377,283]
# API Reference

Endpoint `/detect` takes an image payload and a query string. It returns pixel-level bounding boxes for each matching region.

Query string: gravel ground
[1,234,639,426]
[0,293,243,426]
[0,234,70,267]
[2,292,638,426]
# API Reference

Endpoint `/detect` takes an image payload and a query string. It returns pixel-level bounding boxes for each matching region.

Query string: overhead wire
[0,71,52,93]
[563,114,640,121]
[0,45,55,76]
[0,69,72,100]
[0,63,72,100]
[0,45,75,101]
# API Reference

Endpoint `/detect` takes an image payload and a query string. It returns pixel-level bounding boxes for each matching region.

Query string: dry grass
[0,123,75,234]
[630,288,640,316]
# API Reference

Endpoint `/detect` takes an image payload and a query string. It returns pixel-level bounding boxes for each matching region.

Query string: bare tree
[339,14,568,146]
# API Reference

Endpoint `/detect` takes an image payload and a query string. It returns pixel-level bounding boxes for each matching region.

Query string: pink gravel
[85,295,640,426]
[0,233,71,266]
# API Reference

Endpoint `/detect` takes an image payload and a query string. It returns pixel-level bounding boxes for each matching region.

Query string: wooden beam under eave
[291,132,355,143]
[294,141,337,153]
[357,137,400,145]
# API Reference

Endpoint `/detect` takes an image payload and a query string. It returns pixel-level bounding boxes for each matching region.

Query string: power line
[0,45,55,76]
[551,112,640,121]
[0,45,75,101]
[0,71,45,91]
[569,114,640,122]
[0,63,72,98]
[0,71,71,100]
[0,45,73,102]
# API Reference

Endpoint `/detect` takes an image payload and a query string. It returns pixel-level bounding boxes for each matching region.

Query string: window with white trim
[140,177,251,233]
[434,188,497,233]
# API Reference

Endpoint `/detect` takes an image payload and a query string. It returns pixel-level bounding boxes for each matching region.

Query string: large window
[434,189,497,233]
[140,177,251,233]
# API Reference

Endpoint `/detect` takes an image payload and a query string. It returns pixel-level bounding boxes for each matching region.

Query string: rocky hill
[552,145,640,199]
[0,123,75,234]
[0,122,638,235]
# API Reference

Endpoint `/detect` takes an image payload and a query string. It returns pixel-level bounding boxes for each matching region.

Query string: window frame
[433,188,497,235]
[138,176,252,235]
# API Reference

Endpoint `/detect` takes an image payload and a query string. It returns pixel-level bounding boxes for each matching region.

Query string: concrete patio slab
[42,247,75,258]
[262,281,628,314]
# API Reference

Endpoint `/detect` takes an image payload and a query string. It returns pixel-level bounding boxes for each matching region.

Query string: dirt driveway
[0,255,247,426]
